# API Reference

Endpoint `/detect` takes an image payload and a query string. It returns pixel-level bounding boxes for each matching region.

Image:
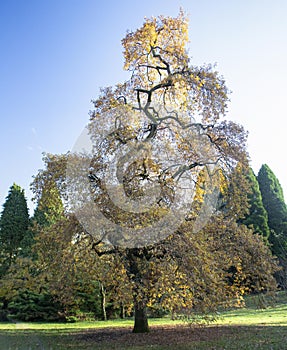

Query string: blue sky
[1,0,287,213]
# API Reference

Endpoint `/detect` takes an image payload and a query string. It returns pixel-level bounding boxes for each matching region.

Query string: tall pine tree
[241,168,270,238]
[32,178,64,228]
[23,178,65,258]
[0,179,65,319]
[257,164,287,287]
[0,183,29,277]
[257,164,287,237]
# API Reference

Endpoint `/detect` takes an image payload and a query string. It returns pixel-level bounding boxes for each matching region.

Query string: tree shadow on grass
[1,325,287,349]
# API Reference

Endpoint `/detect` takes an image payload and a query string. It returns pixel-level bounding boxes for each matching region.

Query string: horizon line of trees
[0,162,286,323]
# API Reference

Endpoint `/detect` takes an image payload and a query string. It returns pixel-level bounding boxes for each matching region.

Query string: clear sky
[1,0,287,213]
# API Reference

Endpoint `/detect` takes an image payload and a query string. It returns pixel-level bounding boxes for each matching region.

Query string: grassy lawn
[1,293,287,349]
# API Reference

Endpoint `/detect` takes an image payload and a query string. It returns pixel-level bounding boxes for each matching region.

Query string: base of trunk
[133,301,149,333]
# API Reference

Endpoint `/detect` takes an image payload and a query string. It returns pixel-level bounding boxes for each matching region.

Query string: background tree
[27,210,132,320]
[239,167,270,239]
[0,177,66,321]
[19,164,132,321]
[32,176,64,228]
[0,183,29,277]
[0,183,29,316]
[258,164,287,287]
[257,164,287,251]
[21,176,65,258]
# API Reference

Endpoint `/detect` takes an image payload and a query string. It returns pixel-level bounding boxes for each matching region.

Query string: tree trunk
[133,299,149,333]
[125,248,150,333]
[100,283,107,321]
[120,302,125,319]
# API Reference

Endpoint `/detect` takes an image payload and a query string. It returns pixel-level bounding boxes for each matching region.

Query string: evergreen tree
[22,179,65,258]
[257,164,287,287]
[257,164,287,237]
[241,168,270,238]
[0,183,29,276]
[0,180,65,319]
[32,179,64,228]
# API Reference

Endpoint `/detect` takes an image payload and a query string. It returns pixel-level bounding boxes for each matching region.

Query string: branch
[117,95,127,104]
[150,46,171,75]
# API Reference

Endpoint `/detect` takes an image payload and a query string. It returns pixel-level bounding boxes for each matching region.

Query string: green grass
[1,292,287,349]
[218,304,287,326]
[0,317,184,331]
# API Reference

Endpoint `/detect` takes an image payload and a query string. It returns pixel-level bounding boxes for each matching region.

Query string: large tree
[61,13,278,333]
[24,13,278,332]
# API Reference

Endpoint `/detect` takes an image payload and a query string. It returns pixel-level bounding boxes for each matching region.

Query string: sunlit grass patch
[1,292,287,349]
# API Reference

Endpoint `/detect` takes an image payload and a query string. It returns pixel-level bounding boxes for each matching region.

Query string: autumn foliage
[0,12,280,333]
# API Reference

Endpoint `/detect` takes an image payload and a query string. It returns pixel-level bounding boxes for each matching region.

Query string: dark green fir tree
[32,179,64,228]
[257,164,287,287]
[23,179,64,258]
[257,164,287,237]
[241,168,270,239]
[0,183,29,276]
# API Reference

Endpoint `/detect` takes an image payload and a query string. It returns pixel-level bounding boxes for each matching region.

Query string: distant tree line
[0,162,284,323]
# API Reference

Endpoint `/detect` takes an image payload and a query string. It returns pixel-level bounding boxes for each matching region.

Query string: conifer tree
[22,178,65,258]
[257,164,287,287]
[257,164,287,236]
[32,178,64,228]
[0,183,29,276]
[0,179,66,319]
[257,164,287,254]
[241,168,270,238]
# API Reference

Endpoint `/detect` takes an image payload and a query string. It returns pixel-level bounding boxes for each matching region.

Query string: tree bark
[133,299,149,333]
[100,283,107,321]
[120,302,125,319]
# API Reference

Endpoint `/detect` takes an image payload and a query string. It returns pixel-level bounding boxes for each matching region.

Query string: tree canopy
[62,13,277,333]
